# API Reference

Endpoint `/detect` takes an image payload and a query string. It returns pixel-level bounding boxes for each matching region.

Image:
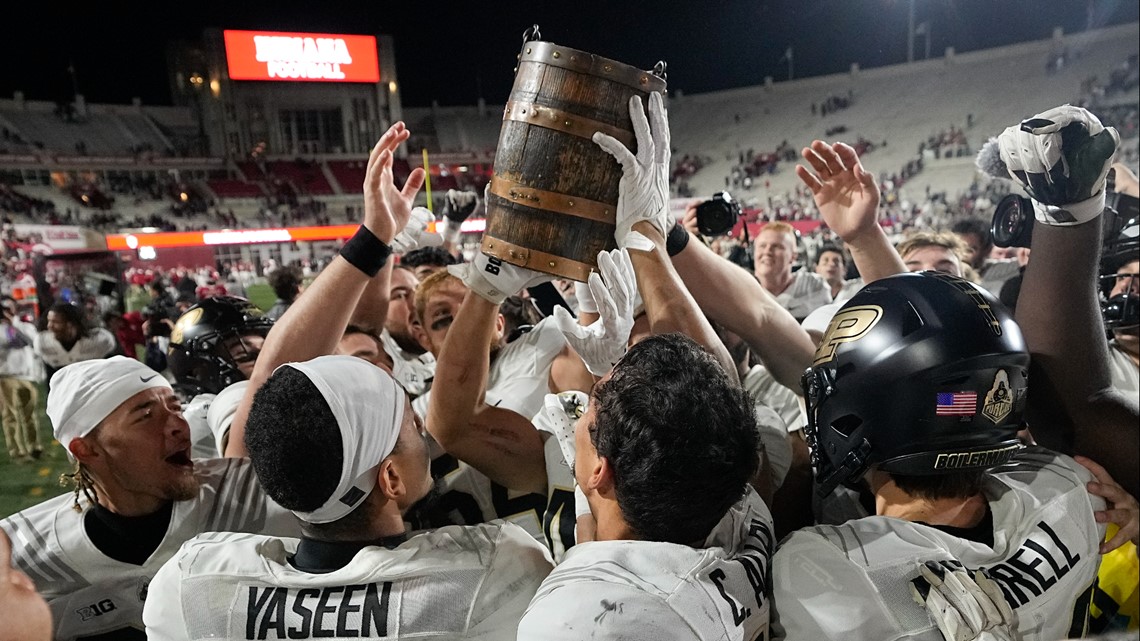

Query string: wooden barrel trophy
[481,26,667,281]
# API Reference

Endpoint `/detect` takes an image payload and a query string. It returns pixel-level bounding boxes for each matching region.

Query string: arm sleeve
[142,555,189,641]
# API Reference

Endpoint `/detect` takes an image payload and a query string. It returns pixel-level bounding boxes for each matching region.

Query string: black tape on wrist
[665,221,691,257]
[339,225,391,277]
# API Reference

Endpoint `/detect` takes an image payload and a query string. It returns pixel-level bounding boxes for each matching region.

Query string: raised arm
[993,106,1139,497]
[796,140,907,283]
[669,231,813,391]
[592,92,735,379]
[225,123,425,457]
[426,257,552,494]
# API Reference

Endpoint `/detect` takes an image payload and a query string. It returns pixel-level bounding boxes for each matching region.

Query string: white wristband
[439,219,462,245]
[1032,189,1105,227]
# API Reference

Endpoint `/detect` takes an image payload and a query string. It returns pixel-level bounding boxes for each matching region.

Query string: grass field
[0,388,73,518]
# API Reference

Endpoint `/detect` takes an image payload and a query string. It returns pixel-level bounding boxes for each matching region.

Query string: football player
[516,92,774,640]
[143,356,553,640]
[0,356,298,641]
[772,271,1106,640]
[167,296,274,459]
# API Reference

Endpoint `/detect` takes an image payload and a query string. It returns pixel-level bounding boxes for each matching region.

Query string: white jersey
[531,391,587,562]
[484,316,567,419]
[0,458,300,641]
[518,488,774,640]
[34,328,117,370]
[979,258,1022,297]
[1107,339,1139,397]
[381,329,435,397]
[741,365,803,433]
[407,318,566,539]
[186,381,248,459]
[772,270,832,321]
[754,404,792,490]
[771,448,1106,641]
[143,522,554,641]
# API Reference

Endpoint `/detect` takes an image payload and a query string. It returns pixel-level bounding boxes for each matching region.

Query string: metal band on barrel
[519,41,667,93]
[481,236,597,282]
[489,176,616,225]
[503,100,636,148]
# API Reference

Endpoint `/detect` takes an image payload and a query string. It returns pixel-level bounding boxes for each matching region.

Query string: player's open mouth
[165,450,193,468]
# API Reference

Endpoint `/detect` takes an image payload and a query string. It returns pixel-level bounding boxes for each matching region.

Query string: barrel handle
[652,61,668,82]
[522,24,542,44]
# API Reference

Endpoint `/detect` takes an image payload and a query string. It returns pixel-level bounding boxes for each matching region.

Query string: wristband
[340,226,391,277]
[666,221,691,256]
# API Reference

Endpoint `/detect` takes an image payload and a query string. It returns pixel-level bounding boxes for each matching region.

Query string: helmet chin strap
[812,437,871,498]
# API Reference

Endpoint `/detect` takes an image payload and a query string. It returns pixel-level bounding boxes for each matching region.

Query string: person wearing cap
[143,355,554,640]
[0,356,299,640]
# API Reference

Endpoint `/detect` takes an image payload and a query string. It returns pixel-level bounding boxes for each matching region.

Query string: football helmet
[802,272,1029,497]
[167,296,274,396]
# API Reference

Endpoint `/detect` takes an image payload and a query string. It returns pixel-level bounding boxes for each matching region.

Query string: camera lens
[991,194,1034,248]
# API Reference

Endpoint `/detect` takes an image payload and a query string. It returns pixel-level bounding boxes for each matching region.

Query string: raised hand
[795,140,880,245]
[448,254,552,306]
[1075,455,1139,553]
[593,92,672,250]
[552,249,638,376]
[997,105,1118,225]
[363,122,427,244]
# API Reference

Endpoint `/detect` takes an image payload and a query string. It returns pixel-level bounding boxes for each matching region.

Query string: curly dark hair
[401,247,458,269]
[950,218,993,250]
[590,333,759,544]
[267,266,303,302]
[244,365,341,511]
[47,303,89,338]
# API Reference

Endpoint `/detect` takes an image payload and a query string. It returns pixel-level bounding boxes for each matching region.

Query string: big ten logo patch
[75,599,117,622]
[813,306,883,366]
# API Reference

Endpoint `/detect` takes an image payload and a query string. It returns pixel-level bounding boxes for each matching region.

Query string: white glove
[911,561,1020,641]
[997,105,1119,226]
[551,249,637,377]
[593,92,671,251]
[447,253,551,305]
[574,280,598,314]
[390,207,443,254]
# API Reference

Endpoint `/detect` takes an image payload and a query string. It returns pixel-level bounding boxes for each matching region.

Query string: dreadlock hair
[60,461,99,512]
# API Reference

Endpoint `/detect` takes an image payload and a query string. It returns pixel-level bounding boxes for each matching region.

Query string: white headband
[47,356,173,459]
[280,355,405,524]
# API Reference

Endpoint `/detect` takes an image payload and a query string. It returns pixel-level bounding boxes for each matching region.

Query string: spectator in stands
[951,217,1020,295]
[33,303,118,387]
[265,266,303,321]
[813,244,862,303]
[753,221,831,320]
[401,246,459,281]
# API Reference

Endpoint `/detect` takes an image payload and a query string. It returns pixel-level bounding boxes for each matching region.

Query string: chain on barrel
[482,29,666,281]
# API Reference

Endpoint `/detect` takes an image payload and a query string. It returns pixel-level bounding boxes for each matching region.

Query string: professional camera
[992,168,1140,249]
[990,194,1035,248]
[695,191,742,237]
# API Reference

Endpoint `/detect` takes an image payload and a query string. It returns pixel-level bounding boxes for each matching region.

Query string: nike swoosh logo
[140,375,158,383]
